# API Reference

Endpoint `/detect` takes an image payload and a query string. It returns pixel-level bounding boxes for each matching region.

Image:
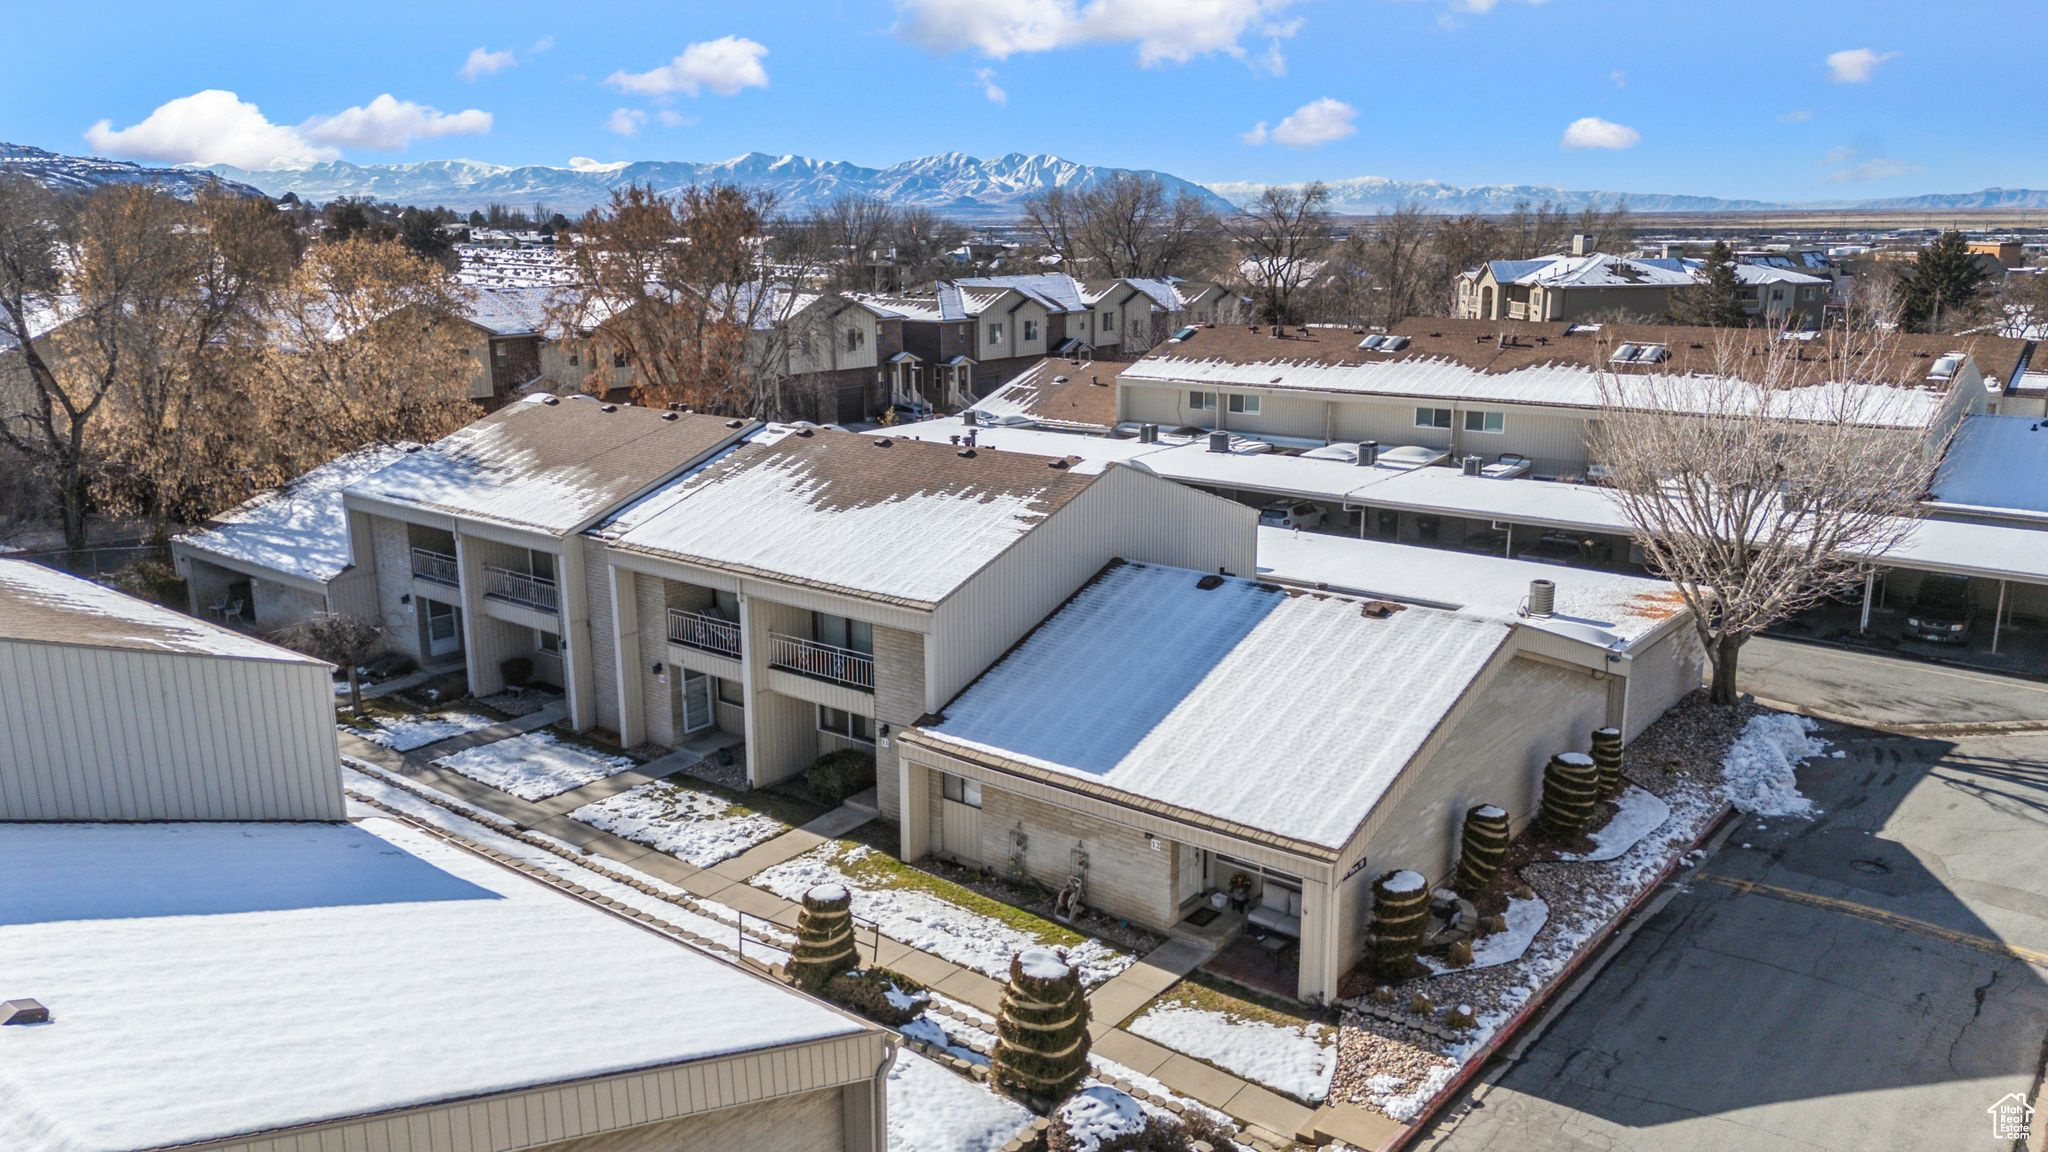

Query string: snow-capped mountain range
[7,140,2048,218]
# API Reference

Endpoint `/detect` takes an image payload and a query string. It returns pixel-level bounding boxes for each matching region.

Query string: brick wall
[870,624,925,822]
[974,784,1178,931]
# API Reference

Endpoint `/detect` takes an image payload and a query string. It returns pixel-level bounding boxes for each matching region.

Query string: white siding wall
[0,642,343,821]
[367,512,425,660]
[1621,625,1706,741]
[970,783,1179,931]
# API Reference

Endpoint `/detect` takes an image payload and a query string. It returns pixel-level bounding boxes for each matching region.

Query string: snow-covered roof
[602,426,1098,607]
[173,444,416,586]
[883,417,1157,475]
[1929,413,2048,521]
[0,819,865,1152]
[1726,263,1829,286]
[965,358,1131,430]
[0,560,319,663]
[1516,254,1695,289]
[459,284,565,336]
[913,562,1513,853]
[954,273,1087,313]
[1254,528,1687,646]
[347,398,748,536]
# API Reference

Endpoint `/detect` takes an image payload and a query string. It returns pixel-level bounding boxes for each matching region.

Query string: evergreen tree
[399,208,454,268]
[1671,240,1749,327]
[1902,230,1992,333]
[992,948,1092,1103]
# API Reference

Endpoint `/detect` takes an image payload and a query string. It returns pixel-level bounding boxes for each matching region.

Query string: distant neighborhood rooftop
[346,397,747,535]
[173,443,416,587]
[0,819,866,1152]
[911,561,1513,853]
[0,560,318,664]
[603,425,1098,607]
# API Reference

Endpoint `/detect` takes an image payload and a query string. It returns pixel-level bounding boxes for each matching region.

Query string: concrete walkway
[1085,937,1216,1039]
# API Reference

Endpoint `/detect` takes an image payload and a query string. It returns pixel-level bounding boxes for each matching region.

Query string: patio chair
[206,594,233,621]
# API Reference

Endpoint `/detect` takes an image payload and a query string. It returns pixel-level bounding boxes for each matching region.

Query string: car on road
[1901,573,1975,644]
[1258,500,1325,530]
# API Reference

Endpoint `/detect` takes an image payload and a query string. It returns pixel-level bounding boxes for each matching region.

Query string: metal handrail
[667,609,742,658]
[411,547,459,586]
[768,633,875,691]
[482,564,559,612]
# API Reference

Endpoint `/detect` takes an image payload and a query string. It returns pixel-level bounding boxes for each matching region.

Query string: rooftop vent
[1053,375,1070,384]
[1359,600,1401,619]
[1196,574,1225,591]
[794,427,814,437]
[1380,335,1411,352]
[872,437,894,447]
[725,419,745,428]
[1527,579,1556,618]
[541,396,560,405]
[1,999,49,1026]
[660,411,679,421]
[1049,457,1073,470]
[957,448,976,458]
[1360,333,1388,350]
[404,444,423,453]
[962,409,980,426]
[1610,343,1642,363]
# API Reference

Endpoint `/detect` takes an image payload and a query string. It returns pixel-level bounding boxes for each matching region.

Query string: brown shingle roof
[983,358,1132,429]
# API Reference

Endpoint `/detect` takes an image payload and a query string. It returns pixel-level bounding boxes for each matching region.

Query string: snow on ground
[1058,1087,1147,1152]
[341,764,781,959]
[570,781,789,866]
[902,1015,992,1067]
[887,1050,1031,1152]
[753,844,1133,986]
[432,731,636,800]
[1363,1065,1456,1124]
[1128,999,1337,1103]
[360,711,497,752]
[1563,786,1673,862]
[1421,896,1548,973]
[1721,713,1826,818]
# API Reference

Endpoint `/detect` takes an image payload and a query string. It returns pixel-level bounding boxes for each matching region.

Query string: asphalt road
[1419,641,2048,1152]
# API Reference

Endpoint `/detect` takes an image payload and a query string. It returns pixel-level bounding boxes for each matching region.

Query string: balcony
[668,609,742,659]
[411,547,459,587]
[483,564,560,613]
[769,633,874,691]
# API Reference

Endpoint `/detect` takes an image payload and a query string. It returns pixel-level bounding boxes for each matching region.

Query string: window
[1463,410,1505,434]
[814,613,874,655]
[568,351,580,366]
[494,343,508,362]
[717,677,744,706]
[527,549,556,583]
[845,329,862,352]
[535,628,560,654]
[1102,311,1116,331]
[942,773,983,808]
[1024,319,1038,341]
[612,351,628,368]
[1415,406,1452,429]
[987,322,1004,345]
[1227,393,1261,415]
[819,705,876,743]
[1189,390,1217,412]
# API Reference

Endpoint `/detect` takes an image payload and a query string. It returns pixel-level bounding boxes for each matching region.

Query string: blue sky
[8,0,2040,201]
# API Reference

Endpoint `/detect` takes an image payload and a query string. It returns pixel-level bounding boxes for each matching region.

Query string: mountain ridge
[0,142,264,200]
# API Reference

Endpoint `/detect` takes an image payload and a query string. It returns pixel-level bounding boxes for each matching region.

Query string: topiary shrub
[1453,804,1511,899]
[1591,727,1625,798]
[808,748,876,807]
[1363,869,1430,981]
[500,656,534,688]
[823,966,928,1026]
[1539,752,1600,841]
[992,947,1092,1104]
[788,882,859,991]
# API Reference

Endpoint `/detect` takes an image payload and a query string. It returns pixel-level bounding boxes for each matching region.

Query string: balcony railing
[668,609,742,659]
[411,547,459,586]
[769,633,874,691]
[483,564,560,612]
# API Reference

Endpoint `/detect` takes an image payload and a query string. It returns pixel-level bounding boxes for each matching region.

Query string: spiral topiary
[787,882,859,991]
[992,947,1093,1103]
[1453,804,1511,899]
[1591,727,1625,799]
[1364,869,1430,981]
[1539,752,1601,841]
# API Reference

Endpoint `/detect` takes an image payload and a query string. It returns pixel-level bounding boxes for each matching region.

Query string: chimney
[1527,579,1556,618]
[1571,233,1595,257]
[1462,455,1483,476]
[1207,430,1230,453]
[1356,440,1379,467]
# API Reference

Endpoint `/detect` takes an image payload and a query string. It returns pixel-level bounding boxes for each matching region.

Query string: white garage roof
[0,819,865,1152]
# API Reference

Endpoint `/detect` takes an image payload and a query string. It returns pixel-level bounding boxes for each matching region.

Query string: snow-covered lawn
[887,1050,1031,1152]
[570,782,790,866]
[1722,713,1827,817]
[432,732,636,800]
[1129,997,1337,1103]
[1564,786,1672,862]
[358,711,497,752]
[752,844,1134,986]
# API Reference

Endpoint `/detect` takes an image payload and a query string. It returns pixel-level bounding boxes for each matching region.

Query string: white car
[1258,500,1326,530]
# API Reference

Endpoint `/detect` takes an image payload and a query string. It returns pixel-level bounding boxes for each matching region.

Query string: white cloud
[1438,0,1546,26]
[530,35,556,53]
[975,67,1008,105]
[460,47,517,81]
[606,108,647,136]
[894,0,1299,69]
[302,95,491,151]
[1243,97,1355,148]
[1609,69,1626,87]
[567,156,630,173]
[657,109,695,128]
[85,89,337,170]
[607,36,770,97]
[1826,48,1897,83]
[1779,108,1814,123]
[1824,146,1921,183]
[1559,116,1640,150]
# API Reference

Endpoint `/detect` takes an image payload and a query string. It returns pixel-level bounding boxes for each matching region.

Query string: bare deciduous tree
[1021,173,1220,279]
[1225,182,1334,325]
[1592,323,1944,705]
[277,612,385,716]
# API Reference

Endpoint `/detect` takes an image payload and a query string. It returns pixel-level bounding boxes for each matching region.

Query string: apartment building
[339,397,753,728]
[589,425,1257,826]
[1456,241,1828,328]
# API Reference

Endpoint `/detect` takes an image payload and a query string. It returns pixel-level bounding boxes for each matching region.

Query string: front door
[1176,844,1208,909]
[424,599,462,658]
[679,671,714,736]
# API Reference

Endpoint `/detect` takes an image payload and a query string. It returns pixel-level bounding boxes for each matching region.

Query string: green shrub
[808,748,876,806]
[992,947,1091,1103]
[822,966,928,1026]
[109,556,185,608]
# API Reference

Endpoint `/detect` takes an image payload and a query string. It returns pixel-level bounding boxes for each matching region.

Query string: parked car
[1901,573,1975,644]
[1259,500,1325,530]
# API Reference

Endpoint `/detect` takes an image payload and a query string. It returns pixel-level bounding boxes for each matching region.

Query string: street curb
[1386,799,1740,1152]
